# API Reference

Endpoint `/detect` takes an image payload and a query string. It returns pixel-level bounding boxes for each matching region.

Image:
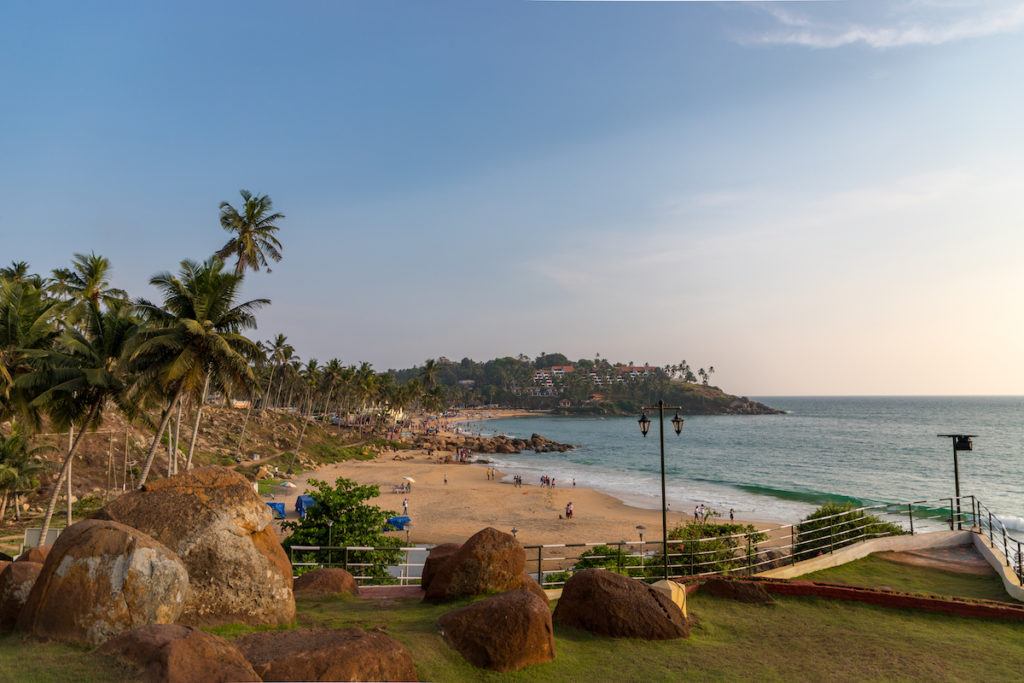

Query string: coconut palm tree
[0,278,63,428]
[23,301,137,544]
[420,359,439,391]
[131,257,268,484]
[262,333,294,411]
[51,252,128,310]
[216,190,285,275]
[0,424,51,523]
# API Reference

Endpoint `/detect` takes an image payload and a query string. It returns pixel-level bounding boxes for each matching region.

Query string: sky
[2,0,1023,396]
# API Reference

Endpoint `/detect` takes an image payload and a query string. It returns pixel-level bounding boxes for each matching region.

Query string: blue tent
[266,502,286,519]
[295,495,316,518]
[387,515,412,531]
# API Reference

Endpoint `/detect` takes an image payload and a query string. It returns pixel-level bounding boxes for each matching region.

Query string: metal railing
[287,494,1024,588]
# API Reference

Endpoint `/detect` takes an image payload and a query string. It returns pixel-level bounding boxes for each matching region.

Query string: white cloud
[742,0,1024,49]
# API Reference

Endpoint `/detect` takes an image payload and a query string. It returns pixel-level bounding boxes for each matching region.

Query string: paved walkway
[877,543,995,576]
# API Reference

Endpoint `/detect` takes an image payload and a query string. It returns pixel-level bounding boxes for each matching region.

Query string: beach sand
[287,448,779,548]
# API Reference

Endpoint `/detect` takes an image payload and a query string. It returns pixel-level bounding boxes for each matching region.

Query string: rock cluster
[416,432,573,455]
[423,527,527,602]
[0,561,42,630]
[701,577,775,604]
[99,624,260,683]
[293,568,359,598]
[553,569,689,640]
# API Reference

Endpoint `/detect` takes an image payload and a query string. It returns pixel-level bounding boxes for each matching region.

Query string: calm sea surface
[462,397,1024,529]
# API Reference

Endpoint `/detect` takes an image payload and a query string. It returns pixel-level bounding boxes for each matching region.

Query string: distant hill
[389,354,781,416]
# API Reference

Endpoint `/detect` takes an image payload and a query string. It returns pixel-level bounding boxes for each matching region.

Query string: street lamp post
[638,400,684,581]
[937,434,975,530]
[636,524,646,573]
[326,519,334,567]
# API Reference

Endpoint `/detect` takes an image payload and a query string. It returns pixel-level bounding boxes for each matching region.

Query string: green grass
[291,591,1024,682]
[309,442,377,464]
[801,554,1012,602]
[5,589,1024,681]
[0,635,137,682]
[256,478,283,495]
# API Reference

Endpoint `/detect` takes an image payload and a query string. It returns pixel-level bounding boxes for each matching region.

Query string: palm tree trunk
[172,399,184,474]
[260,365,276,413]
[236,391,255,457]
[184,372,211,471]
[275,371,285,409]
[39,407,99,544]
[66,428,72,528]
[137,387,185,488]
[13,494,20,521]
[0,491,8,525]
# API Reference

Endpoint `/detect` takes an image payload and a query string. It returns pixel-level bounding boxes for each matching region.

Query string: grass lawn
[801,554,1012,602]
[4,590,1024,681]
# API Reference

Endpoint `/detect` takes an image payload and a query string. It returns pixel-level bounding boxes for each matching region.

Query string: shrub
[795,502,904,559]
[574,544,644,577]
[661,522,768,576]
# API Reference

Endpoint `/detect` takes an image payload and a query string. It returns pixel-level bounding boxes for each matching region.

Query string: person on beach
[402,498,409,515]
[730,508,735,521]
[444,472,448,485]
[572,478,576,488]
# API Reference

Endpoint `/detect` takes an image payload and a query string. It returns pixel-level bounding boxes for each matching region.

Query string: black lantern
[954,436,973,452]
[638,412,651,437]
[671,412,684,435]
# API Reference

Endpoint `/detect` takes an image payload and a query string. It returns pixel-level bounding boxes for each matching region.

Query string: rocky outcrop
[235,628,417,682]
[99,624,259,683]
[16,546,48,564]
[701,578,775,604]
[18,519,188,645]
[415,432,573,455]
[424,527,526,602]
[0,561,42,630]
[420,543,460,592]
[553,569,689,640]
[438,589,555,672]
[294,568,359,598]
[95,466,294,626]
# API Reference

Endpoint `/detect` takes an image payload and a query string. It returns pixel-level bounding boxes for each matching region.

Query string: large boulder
[99,624,259,683]
[0,561,42,630]
[438,589,555,672]
[96,466,294,626]
[701,578,774,604]
[235,628,417,682]
[294,568,359,598]
[420,543,460,592]
[517,575,550,606]
[17,519,188,645]
[423,528,526,602]
[16,546,48,564]
[552,569,689,640]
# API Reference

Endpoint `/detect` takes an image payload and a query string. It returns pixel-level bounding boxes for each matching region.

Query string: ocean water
[462,397,1024,530]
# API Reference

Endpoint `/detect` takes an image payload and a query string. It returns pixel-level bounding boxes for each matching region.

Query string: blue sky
[2,1,1023,395]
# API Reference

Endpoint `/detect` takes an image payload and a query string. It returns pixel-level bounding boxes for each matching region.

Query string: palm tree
[216,190,285,275]
[262,333,294,411]
[131,257,268,484]
[420,359,439,391]
[22,302,137,544]
[0,278,63,428]
[0,424,51,524]
[51,252,128,310]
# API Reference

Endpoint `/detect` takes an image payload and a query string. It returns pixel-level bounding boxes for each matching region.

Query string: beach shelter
[295,494,316,518]
[266,502,286,519]
[387,515,412,531]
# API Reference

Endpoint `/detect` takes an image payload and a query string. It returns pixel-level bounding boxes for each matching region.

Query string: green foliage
[574,544,643,577]
[71,493,106,518]
[663,521,769,576]
[282,477,402,580]
[795,503,905,559]
[309,442,376,464]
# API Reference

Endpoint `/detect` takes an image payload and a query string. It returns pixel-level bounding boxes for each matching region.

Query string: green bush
[795,503,904,559]
[574,544,644,577]
[662,521,768,576]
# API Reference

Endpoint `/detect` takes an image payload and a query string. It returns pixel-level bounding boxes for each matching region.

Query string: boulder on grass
[18,519,188,645]
[651,579,688,618]
[420,543,460,591]
[552,569,688,640]
[438,589,555,672]
[423,528,525,602]
[96,466,294,626]
[294,568,359,597]
[0,561,42,630]
[235,628,417,682]
[16,546,48,564]
[701,578,774,604]
[99,624,259,683]
[516,575,550,606]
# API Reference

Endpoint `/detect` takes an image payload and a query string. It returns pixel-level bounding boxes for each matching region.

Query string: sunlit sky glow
[2,0,1023,395]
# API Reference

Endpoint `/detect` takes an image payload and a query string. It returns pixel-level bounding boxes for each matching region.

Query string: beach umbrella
[403,476,416,483]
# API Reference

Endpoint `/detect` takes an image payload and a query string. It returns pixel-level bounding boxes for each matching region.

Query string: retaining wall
[972,531,1024,602]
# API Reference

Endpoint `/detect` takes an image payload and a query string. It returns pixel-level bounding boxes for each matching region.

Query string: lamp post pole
[938,434,975,531]
[639,401,684,582]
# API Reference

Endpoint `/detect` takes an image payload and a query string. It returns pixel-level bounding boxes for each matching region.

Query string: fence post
[617,541,624,575]
[746,534,753,572]
[536,546,543,586]
[343,547,349,571]
[948,498,954,531]
[790,525,796,565]
[907,504,914,535]
[989,512,994,545]
[1017,542,1023,583]
[1003,527,1010,567]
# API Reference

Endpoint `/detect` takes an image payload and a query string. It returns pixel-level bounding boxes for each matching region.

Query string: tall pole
[658,400,668,581]
[953,442,962,530]
[66,427,73,528]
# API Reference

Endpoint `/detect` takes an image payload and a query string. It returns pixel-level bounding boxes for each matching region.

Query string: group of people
[540,475,556,488]
[511,474,524,487]
[564,501,575,519]
[485,467,499,480]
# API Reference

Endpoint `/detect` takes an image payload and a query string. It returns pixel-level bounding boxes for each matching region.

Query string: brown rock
[16,546,48,564]
[517,575,550,606]
[424,528,526,602]
[96,466,295,626]
[701,578,775,604]
[236,628,417,682]
[18,519,188,645]
[438,590,555,672]
[99,624,259,683]
[0,561,42,630]
[420,543,460,592]
[294,568,359,597]
[552,569,689,640]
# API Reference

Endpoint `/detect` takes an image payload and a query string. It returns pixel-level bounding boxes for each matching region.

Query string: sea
[460,397,1024,531]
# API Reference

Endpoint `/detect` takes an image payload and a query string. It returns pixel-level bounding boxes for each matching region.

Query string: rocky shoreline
[415,431,574,455]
